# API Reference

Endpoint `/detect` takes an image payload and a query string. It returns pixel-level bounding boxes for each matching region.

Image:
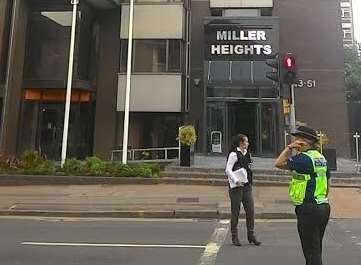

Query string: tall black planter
[180,144,191,167]
[323,148,337,171]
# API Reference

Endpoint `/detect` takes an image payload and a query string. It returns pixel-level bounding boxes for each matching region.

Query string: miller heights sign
[204,17,280,61]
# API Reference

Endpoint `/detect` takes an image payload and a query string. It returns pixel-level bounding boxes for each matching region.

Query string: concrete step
[161,171,291,181]
[161,171,361,186]
[164,166,289,176]
[163,166,361,179]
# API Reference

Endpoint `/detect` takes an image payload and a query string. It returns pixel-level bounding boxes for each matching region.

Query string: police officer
[275,126,330,265]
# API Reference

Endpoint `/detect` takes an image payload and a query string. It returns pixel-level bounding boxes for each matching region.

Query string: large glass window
[134,40,166,72]
[168,40,181,72]
[120,39,182,73]
[24,6,98,82]
[24,11,72,80]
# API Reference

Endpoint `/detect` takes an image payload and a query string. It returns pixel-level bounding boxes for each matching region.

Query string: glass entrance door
[206,101,278,156]
[226,101,278,156]
[39,103,64,160]
[38,102,94,160]
[260,102,278,156]
[227,102,258,154]
[207,102,226,154]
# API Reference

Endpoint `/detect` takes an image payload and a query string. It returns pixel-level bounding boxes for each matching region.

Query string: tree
[345,45,361,101]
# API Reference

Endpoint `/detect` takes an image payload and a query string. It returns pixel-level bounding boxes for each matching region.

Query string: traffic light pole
[289,83,296,134]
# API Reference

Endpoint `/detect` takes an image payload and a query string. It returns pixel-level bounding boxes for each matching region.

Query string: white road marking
[198,219,229,265]
[219,220,230,225]
[21,242,206,249]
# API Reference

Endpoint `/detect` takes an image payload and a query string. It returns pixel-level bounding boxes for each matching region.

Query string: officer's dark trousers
[228,184,255,236]
[295,203,331,265]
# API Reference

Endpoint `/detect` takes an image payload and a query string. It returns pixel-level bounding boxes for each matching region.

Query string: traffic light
[281,53,298,85]
[265,53,280,83]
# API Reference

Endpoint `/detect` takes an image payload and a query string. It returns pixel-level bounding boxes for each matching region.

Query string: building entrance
[227,102,257,154]
[38,102,95,160]
[18,100,94,160]
[207,101,279,156]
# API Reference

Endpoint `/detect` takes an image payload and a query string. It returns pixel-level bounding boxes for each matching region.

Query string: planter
[323,148,337,171]
[180,144,191,167]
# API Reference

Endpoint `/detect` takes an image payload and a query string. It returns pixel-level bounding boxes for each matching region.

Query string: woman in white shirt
[225,133,261,246]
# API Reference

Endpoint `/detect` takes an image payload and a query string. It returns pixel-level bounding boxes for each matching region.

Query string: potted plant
[178,125,197,167]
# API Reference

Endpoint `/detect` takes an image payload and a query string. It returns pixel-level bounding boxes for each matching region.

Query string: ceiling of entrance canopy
[86,0,121,9]
[30,0,121,9]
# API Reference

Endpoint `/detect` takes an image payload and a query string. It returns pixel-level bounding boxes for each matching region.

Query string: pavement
[0,155,360,219]
[0,184,360,219]
[193,155,360,173]
[0,217,360,265]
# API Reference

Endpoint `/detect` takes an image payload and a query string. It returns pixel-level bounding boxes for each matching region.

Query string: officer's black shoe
[232,234,242,246]
[247,233,261,246]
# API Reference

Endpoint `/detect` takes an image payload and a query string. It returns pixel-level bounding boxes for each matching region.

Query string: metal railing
[111,147,180,162]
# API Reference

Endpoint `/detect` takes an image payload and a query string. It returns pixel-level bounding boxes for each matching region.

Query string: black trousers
[228,184,255,236]
[295,203,331,265]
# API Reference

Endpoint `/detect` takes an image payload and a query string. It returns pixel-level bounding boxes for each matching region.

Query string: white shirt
[225,147,249,188]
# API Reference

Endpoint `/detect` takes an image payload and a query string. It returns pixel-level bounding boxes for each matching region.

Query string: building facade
[0,0,351,160]
[340,0,356,48]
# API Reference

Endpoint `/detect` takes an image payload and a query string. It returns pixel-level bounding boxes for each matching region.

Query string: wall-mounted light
[193,78,201,86]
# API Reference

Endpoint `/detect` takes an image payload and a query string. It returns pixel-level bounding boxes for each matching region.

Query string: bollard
[353,132,360,173]
[317,131,324,154]
[284,131,289,149]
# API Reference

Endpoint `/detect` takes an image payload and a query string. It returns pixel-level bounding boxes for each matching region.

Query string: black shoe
[248,233,261,246]
[232,235,242,246]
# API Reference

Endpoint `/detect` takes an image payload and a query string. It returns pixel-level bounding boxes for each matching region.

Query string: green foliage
[178,125,197,146]
[0,151,160,178]
[83,156,106,176]
[20,150,44,169]
[108,163,154,178]
[345,47,361,100]
[0,155,19,172]
[19,151,55,175]
[62,158,84,175]
[131,166,153,178]
[135,163,160,177]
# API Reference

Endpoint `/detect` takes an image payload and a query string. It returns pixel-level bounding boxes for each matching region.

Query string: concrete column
[0,0,29,156]
[93,10,120,159]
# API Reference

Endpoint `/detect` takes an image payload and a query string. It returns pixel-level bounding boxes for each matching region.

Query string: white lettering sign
[210,44,273,56]
[216,30,267,41]
[211,30,273,56]
[295,79,317,88]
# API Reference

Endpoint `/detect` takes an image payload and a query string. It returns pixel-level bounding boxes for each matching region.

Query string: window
[168,40,181,72]
[134,40,166,72]
[120,40,182,73]
[24,6,98,82]
[344,32,352,39]
[210,9,222,16]
[223,9,260,17]
[24,11,72,80]
[343,29,352,39]
[341,9,351,18]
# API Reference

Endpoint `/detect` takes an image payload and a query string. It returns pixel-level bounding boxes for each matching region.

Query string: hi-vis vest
[289,150,329,206]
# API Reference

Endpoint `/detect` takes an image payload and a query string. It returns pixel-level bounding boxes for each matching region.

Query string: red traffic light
[282,54,296,70]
